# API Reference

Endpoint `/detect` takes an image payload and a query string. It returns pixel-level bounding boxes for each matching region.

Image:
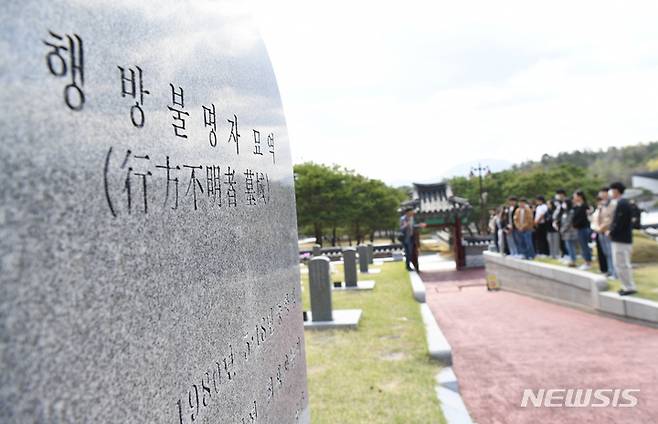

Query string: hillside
[513,142,658,186]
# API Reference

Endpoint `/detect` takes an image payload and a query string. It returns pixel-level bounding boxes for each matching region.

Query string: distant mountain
[514,142,658,185]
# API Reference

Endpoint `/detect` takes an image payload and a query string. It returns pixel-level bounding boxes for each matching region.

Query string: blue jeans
[512,230,523,256]
[565,239,577,263]
[506,232,518,256]
[598,233,615,277]
[518,230,535,259]
[403,238,414,270]
[577,228,592,262]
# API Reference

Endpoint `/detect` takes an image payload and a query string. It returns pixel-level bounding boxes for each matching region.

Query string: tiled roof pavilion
[402,182,472,225]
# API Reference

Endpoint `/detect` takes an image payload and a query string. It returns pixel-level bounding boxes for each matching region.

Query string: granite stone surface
[0,1,309,423]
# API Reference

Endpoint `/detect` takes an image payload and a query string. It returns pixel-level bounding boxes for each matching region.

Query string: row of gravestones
[304,246,379,329]
[312,243,374,268]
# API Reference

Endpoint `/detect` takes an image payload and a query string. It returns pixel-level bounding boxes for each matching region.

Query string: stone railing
[484,252,658,325]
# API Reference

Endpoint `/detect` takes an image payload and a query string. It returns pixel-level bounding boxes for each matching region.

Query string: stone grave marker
[312,244,322,257]
[0,1,309,423]
[343,248,358,287]
[367,243,374,264]
[358,244,369,273]
[305,256,362,330]
[334,247,375,291]
[308,257,333,321]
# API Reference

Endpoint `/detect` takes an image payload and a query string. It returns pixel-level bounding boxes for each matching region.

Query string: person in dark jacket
[608,182,637,295]
[533,195,550,256]
[545,200,560,259]
[572,190,592,270]
[505,196,520,257]
[553,189,569,258]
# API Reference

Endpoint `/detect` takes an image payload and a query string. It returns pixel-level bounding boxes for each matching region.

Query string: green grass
[302,262,445,424]
[535,257,658,302]
[632,230,658,263]
[606,265,658,302]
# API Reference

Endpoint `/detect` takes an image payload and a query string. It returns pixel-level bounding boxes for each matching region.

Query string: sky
[253,0,658,186]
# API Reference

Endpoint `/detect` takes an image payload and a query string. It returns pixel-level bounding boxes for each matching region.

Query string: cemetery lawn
[301,262,445,424]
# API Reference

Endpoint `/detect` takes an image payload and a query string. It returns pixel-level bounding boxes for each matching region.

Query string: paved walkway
[419,255,658,424]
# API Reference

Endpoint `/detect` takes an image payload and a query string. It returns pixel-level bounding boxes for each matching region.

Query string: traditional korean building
[401,182,478,270]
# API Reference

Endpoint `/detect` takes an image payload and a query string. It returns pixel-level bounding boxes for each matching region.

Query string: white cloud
[253,0,658,184]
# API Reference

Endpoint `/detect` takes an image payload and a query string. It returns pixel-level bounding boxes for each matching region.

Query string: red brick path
[421,268,658,424]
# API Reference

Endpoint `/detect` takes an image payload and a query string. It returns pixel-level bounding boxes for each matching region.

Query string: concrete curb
[420,303,453,365]
[407,269,473,423]
[409,270,427,303]
[436,368,475,424]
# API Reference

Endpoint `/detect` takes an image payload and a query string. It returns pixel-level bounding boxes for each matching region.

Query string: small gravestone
[308,257,333,321]
[312,244,322,257]
[367,243,374,264]
[358,245,369,273]
[343,248,358,287]
[336,247,375,291]
[0,2,308,423]
[305,256,362,330]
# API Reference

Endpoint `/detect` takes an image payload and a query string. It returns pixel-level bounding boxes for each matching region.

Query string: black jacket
[572,204,590,229]
[610,198,633,244]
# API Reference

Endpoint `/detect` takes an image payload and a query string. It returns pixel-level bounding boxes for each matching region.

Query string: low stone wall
[463,244,488,268]
[484,252,658,325]
[483,251,608,310]
[598,293,658,324]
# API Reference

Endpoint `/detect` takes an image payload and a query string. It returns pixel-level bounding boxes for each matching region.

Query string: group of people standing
[491,182,638,296]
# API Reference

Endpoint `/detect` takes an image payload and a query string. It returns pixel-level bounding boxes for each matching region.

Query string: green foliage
[449,164,605,225]
[647,157,658,172]
[294,162,405,245]
[448,142,658,217]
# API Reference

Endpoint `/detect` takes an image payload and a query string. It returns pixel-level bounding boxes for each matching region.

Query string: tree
[293,162,404,245]
[294,163,346,246]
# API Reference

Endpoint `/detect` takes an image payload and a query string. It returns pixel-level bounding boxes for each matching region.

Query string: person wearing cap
[608,182,637,296]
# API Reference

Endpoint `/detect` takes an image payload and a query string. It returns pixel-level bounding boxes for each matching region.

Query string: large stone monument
[0,1,309,423]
